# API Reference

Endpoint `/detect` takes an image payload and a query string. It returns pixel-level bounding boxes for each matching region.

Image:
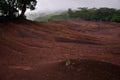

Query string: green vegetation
[48,13,70,21]
[0,0,37,20]
[35,12,70,22]
[36,7,120,22]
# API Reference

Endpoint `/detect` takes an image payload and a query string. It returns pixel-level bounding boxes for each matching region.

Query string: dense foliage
[68,7,120,22]
[0,0,37,19]
[36,7,120,22]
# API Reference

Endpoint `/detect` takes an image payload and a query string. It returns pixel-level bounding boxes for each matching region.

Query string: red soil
[0,20,120,80]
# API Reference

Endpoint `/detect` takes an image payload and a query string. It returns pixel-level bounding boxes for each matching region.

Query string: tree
[17,0,37,17]
[0,0,18,17]
[68,8,74,18]
[0,0,37,18]
[111,10,120,22]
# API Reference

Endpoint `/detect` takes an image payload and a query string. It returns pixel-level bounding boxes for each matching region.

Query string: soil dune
[0,20,120,80]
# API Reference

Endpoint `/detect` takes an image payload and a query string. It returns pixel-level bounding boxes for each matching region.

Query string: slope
[0,20,120,80]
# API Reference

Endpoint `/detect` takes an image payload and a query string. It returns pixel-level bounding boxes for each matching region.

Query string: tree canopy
[0,0,37,18]
[68,7,120,22]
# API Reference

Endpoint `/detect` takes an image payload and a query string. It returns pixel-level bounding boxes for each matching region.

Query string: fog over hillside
[26,0,120,19]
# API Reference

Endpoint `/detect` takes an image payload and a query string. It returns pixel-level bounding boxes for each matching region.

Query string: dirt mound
[51,59,120,80]
[0,20,120,80]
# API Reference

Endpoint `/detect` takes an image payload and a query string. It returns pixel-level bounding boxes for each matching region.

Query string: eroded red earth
[0,20,120,80]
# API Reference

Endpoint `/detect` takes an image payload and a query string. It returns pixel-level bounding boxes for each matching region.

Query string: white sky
[30,0,120,12]
[26,0,120,19]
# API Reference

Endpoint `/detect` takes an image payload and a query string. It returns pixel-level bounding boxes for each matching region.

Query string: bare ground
[0,20,120,80]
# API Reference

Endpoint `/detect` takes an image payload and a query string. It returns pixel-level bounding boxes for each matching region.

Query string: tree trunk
[20,4,26,18]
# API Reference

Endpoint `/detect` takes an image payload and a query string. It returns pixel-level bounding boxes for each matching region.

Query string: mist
[26,0,120,19]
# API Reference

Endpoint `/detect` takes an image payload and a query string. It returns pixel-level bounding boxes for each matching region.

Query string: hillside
[0,20,120,80]
[35,8,120,22]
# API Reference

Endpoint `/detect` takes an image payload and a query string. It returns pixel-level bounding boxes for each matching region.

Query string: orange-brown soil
[0,20,120,80]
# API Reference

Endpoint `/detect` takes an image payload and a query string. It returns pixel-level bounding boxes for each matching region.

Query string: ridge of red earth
[0,20,120,80]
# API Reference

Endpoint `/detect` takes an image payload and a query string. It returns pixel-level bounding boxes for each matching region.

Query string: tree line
[68,7,120,22]
[36,7,120,22]
[0,0,37,19]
